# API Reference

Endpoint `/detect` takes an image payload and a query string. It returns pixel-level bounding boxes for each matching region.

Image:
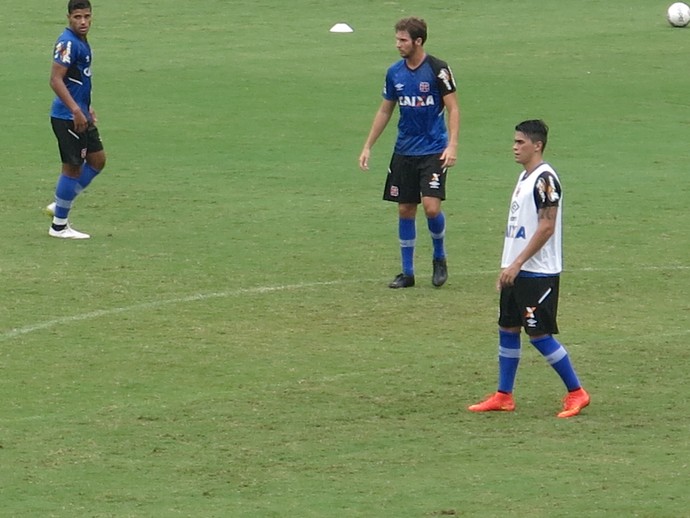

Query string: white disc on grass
[330,23,354,33]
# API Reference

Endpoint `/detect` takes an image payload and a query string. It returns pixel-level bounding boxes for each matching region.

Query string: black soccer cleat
[388,273,415,289]
[432,258,448,287]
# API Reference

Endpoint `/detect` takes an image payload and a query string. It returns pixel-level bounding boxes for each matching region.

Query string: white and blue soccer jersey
[501,163,563,275]
[383,54,457,156]
[50,27,93,121]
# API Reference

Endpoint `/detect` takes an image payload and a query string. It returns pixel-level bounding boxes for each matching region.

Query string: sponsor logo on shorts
[429,173,441,189]
[525,306,537,327]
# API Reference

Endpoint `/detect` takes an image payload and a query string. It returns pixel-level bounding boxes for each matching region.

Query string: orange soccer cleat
[468,391,516,412]
[557,387,590,418]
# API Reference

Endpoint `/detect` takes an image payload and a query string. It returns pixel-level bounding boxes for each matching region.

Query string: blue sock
[427,212,446,260]
[530,335,581,391]
[399,217,416,276]
[53,174,80,221]
[76,163,100,194]
[497,329,521,393]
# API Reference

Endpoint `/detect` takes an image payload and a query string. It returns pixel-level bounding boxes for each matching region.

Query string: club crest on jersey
[398,95,435,107]
[55,41,72,64]
[419,82,430,93]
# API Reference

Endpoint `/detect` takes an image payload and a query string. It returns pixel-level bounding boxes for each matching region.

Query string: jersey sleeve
[534,171,562,209]
[382,68,397,101]
[428,56,457,96]
[53,38,75,67]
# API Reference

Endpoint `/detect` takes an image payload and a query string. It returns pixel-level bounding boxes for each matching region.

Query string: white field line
[0,280,351,342]
[2,265,688,342]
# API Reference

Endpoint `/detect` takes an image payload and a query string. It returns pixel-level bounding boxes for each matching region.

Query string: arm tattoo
[538,206,558,221]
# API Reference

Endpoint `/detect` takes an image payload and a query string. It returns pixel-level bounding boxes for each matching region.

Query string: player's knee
[422,198,442,218]
[88,154,106,171]
[398,203,417,219]
[423,205,441,218]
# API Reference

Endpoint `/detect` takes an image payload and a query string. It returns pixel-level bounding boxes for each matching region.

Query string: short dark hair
[68,0,92,13]
[395,17,427,44]
[516,119,549,152]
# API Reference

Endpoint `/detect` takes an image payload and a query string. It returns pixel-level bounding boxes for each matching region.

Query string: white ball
[667,2,690,27]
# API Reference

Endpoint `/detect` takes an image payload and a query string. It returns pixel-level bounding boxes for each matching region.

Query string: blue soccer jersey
[383,54,457,156]
[50,27,93,121]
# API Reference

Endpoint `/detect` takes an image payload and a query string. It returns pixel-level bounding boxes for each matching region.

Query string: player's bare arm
[359,99,396,171]
[440,91,460,168]
[50,62,88,132]
[497,205,558,290]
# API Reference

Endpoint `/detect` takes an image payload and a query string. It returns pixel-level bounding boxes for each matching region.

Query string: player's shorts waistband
[518,271,560,278]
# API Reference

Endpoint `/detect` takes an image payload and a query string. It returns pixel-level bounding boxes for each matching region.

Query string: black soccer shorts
[51,117,104,166]
[498,275,561,336]
[383,153,447,204]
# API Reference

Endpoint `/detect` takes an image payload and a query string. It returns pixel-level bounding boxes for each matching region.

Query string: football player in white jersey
[469,120,590,418]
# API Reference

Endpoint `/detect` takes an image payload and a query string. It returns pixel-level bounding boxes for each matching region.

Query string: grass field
[2,0,690,516]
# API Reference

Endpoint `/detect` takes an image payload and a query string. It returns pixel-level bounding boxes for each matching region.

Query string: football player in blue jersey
[46,0,106,239]
[359,17,460,288]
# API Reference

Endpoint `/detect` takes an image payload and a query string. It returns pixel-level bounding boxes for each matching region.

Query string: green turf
[2,0,689,516]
